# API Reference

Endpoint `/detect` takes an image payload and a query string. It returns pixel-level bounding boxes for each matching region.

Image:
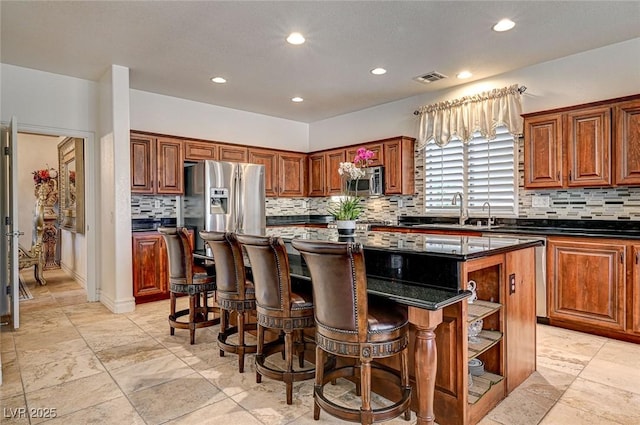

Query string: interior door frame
[14,123,98,302]
[1,117,20,328]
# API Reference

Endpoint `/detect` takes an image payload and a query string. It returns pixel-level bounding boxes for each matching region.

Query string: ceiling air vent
[414,71,448,84]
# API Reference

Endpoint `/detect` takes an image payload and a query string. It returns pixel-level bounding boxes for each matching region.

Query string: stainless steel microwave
[346,166,384,196]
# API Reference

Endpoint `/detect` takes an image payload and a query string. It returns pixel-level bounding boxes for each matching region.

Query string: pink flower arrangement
[353,147,375,168]
[32,167,57,185]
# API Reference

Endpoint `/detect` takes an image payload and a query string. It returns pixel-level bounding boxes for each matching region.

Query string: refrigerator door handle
[236,167,244,231]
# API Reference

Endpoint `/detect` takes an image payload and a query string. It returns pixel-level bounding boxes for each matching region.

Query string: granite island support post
[409,306,444,425]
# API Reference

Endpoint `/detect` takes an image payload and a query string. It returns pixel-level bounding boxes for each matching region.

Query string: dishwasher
[482,231,547,319]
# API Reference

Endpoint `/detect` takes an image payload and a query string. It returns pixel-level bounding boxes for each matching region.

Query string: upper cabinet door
[156,137,184,194]
[566,106,611,187]
[523,113,564,189]
[325,149,346,195]
[219,145,248,162]
[184,140,217,161]
[383,137,414,195]
[279,152,307,197]
[130,133,156,194]
[248,148,278,197]
[614,99,640,186]
[308,154,326,197]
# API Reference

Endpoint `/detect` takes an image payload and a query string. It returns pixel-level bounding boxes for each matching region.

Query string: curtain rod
[413,85,527,116]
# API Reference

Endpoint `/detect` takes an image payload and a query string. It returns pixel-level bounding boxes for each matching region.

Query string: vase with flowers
[32,166,59,216]
[328,148,375,236]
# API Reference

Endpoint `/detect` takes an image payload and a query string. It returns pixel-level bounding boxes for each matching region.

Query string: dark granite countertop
[395,217,640,239]
[194,247,470,311]
[262,226,542,260]
[131,218,176,232]
[267,215,334,226]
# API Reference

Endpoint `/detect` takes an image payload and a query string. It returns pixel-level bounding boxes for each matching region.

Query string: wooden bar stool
[157,227,219,345]
[291,239,412,425]
[200,231,257,373]
[237,234,317,405]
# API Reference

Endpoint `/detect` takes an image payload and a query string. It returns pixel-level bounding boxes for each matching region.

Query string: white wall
[309,38,640,150]
[130,90,309,152]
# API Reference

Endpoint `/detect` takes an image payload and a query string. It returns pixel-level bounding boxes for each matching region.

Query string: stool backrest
[237,234,291,312]
[200,231,247,294]
[158,227,193,283]
[290,240,368,338]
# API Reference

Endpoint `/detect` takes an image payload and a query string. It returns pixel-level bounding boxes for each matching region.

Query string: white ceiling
[1,1,639,123]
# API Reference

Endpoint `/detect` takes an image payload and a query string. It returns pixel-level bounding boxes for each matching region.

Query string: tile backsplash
[132,140,639,222]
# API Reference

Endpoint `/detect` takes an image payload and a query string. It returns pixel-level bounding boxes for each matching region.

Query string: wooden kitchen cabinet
[305,148,345,197]
[248,148,278,196]
[614,99,640,185]
[157,137,184,194]
[132,229,195,304]
[326,148,346,195]
[131,132,184,194]
[524,94,640,189]
[504,247,536,393]
[632,245,640,335]
[218,144,248,162]
[132,232,168,303]
[278,152,307,197]
[383,136,415,195]
[184,139,217,161]
[427,247,536,425]
[130,133,156,194]
[307,153,326,197]
[547,237,626,332]
[248,148,307,197]
[566,106,611,187]
[523,113,564,188]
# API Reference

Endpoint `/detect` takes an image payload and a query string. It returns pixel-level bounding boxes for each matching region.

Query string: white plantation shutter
[425,139,464,210]
[425,126,517,215]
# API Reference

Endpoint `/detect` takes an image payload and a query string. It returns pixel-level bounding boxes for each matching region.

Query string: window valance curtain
[416,84,525,148]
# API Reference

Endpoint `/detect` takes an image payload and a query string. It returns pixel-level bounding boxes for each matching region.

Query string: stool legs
[314,345,325,420]
[238,311,246,373]
[169,292,177,336]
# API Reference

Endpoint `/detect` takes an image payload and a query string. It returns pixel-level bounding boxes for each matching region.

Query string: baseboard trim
[60,263,87,289]
[100,291,135,314]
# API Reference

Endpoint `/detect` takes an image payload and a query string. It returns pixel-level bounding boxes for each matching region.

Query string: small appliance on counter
[179,160,265,252]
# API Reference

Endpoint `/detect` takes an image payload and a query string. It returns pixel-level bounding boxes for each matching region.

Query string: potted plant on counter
[328,148,374,236]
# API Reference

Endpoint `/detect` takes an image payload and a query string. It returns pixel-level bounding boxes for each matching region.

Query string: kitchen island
[254,227,543,425]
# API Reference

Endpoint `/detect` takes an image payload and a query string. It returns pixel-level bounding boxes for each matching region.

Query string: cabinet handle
[569,170,572,181]
[620,252,624,263]
[557,171,560,180]
[636,252,639,265]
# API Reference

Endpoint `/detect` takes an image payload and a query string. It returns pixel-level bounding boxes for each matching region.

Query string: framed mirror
[58,137,85,233]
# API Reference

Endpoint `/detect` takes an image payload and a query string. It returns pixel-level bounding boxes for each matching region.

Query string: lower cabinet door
[548,237,626,332]
[132,233,169,303]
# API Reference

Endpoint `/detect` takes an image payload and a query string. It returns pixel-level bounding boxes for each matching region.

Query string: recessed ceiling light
[371,67,387,75]
[286,32,305,45]
[492,18,515,32]
[456,71,472,79]
[210,77,226,84]
[291,97,304,103]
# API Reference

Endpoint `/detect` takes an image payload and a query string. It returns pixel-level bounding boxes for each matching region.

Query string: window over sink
[424,125,517,216]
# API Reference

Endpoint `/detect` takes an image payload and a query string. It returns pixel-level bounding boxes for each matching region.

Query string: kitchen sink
[411,223,501,231]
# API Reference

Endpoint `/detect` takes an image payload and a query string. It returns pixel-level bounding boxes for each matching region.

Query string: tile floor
[2,269,640,425]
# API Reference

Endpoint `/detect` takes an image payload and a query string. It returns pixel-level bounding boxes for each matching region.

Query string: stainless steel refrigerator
[179,160,265,251]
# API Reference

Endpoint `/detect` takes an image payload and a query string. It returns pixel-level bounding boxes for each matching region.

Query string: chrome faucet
[452,192,467,225]
[482,201,493,228]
